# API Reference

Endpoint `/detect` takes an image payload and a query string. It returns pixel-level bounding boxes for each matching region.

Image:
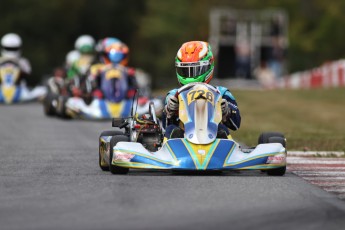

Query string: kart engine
[134,116,163,152]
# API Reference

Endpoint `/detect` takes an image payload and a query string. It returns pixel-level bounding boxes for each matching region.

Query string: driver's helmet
[65,50,80,68]
[101,37,129,66]
[74,35,95,54]
[175,41,214,86]
[1,33,22,59]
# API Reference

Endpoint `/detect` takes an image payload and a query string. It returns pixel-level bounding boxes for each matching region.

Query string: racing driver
[164,41,241,139]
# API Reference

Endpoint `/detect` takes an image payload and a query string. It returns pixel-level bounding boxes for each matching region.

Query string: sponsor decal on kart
[266,155,286,164]
[114,151,134,162]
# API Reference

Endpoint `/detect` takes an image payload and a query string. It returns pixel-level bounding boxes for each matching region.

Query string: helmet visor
[3,46,20,51]
[176,60,211,78]
[108,49,125,64]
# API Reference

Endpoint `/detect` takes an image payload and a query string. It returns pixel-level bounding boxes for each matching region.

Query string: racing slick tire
[56,96,72,119]
[258,132,286,176]
[55,95,64,117]
[99,131,124,171]
[109,135,130,174]
[43,93,57,116]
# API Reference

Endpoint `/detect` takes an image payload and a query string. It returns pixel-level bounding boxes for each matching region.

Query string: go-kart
[65,95,163,120]
[0,60,46,104]
[99,82,287,175]
[43,75,92,118]
[43,72,164,120]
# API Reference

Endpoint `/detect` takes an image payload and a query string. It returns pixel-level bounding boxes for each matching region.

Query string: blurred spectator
[268,37,286,79]
[220,17,237,36]
[270,15,283,37]
[254,61,275,89]
[235,40,251,79]
[267,16,286,79]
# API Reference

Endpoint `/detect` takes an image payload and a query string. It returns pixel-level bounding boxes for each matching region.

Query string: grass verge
[232,87,345,151]
[154,87,345,151]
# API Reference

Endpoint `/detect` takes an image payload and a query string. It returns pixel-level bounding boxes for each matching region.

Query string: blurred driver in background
[66,35,96,98]
[67,35,95,80]
[88,37,137,102]
[0,33,32,85]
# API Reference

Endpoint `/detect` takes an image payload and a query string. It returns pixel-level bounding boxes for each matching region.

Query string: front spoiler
[0,85,46,104]
[66,97,163,120]
[111,139,286,171]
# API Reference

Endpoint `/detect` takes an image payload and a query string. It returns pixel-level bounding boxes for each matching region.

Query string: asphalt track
[1,103,345,230]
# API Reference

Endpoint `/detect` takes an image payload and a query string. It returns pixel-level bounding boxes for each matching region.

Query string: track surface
[288,156,345,200]
[1,103,345,230]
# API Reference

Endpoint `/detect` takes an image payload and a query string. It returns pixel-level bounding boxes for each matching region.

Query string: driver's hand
[166,95,179,118]
[221,99,230,118]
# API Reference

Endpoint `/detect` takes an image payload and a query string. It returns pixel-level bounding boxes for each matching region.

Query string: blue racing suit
[89,63,137,103]
[164,85,241,138]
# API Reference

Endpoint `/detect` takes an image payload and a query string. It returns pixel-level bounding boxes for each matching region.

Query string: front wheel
[56,96,72,119]
[43,93,57,116]
[109,135,130,174]
[99,131,125,171]
[258,132,286,176]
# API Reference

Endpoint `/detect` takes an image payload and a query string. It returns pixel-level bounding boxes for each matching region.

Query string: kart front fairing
[178,83,222,144]
[110,83,286,171]
[112,138,286,170]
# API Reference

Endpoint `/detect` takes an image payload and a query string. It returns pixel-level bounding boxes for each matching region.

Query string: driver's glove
[165,94,179,118]
[221,99,231,121]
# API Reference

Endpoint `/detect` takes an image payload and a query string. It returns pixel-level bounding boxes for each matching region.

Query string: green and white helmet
[175,41,214,85]
[74,35,95,54]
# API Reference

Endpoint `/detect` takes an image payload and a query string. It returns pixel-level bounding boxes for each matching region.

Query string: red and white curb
[287,151,345,200]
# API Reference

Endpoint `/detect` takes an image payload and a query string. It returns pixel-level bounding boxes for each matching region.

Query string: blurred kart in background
[65,94,163,120]
[0,60,46,104]
[99,83,287,175]
[43,72,163,120]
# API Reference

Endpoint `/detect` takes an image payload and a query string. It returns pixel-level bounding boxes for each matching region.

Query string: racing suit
[164,85,241,138]
[0,56,31,85]
[88,63,138,103]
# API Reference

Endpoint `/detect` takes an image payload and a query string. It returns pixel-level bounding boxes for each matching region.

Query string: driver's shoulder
[215,85,236,100]
[0,56,18,64]
[167,88,178,96]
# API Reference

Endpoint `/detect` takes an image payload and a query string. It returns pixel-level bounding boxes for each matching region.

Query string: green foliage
[1,0,345,87]
[0,0,145,85]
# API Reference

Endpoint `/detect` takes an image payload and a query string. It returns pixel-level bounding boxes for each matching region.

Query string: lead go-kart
[99,82,287,175]
[0,60,46,104]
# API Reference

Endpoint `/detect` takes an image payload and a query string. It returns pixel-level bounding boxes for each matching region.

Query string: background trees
[1,0,345,88]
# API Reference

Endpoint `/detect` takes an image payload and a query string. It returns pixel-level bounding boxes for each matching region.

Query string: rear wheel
[43,93,57,116]
[109,135,130,174]
[98,131,124,171]
[258,132,286,176]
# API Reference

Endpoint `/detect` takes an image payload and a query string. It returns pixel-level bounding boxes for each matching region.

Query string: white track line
[288,151,345,157]
[309,181,345,186]
[287,159,345,165]
[302,177,345,181]
[292,171,345,176]
[323,187,345,193]
[288,167,345,171]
